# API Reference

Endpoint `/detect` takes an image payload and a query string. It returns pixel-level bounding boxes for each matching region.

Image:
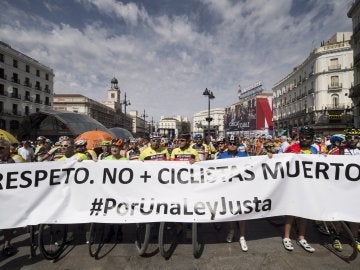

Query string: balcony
[328,83,342,92]
[323,103,347,110]
[34,99,43,104]
[328,64,341,71]
[44,87,51,93]
[24,96,33,102]
[35,85,42,91]
[10,93,21,99]
[0,74,7,80]
[24,81,32,88]
[0,91,7,96]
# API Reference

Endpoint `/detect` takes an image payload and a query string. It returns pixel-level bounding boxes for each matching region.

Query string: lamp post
[203,88,215,138]
[141,109,148,134]
[122,92,131,128]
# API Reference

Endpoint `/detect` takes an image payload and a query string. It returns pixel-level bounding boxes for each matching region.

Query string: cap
[111,139,123,147]
[194,134,203,140]
[178,133,191,140]
[37,136,46,141]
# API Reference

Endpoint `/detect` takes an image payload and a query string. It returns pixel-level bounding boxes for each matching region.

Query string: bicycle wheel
[135,223,151,256]
[158,222,179,259]
[38,224,67,260]
[325,221,358,262]
[88,223,106,257]
[192,223,203,258]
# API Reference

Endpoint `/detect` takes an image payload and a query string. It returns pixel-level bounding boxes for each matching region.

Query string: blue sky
[0,0,353,122]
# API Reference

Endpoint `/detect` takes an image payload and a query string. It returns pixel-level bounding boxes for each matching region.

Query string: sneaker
[297,239,315,253]
[332,239,343,252]
[355,241,360,252]
[2,245,16,257]
[239,236,248,251]
[226,229,234,243]
[85,231,91,244]
[282,238,294,251]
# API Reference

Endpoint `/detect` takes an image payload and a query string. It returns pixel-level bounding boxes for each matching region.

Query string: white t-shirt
[18,147,34,162]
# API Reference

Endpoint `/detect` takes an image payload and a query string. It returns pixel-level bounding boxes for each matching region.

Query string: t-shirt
[171,147,200,161]
[284,144,318,154]
[139,147,169,161]
[217,150,248,159]
[191,143,208,161]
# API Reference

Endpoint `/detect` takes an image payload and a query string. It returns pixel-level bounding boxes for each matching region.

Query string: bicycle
[134,223,152,256]
[88,223,121,258]
[315,220,358,262]
[38,223,68,260]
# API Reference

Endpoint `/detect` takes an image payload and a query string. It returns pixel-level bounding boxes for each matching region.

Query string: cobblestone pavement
[1,219,359,270]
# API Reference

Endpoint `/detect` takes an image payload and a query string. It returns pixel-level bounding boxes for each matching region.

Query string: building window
[111,93,115,98]
[45,96,49,105]
[12,104,18,115]
[12,73,19,83]
[0,84,4,95]
[0,68,4,79]
[25,91,30,101]
[0,101,3,113]
[13,59,18,68]
[26,65,30,73]
[36,69,40,77]
[36,108,40,112]
[10,120,19,130]
[330,76,339,87]
[25,106,29,116]
[0,53,4,62]
[45,73,49,80]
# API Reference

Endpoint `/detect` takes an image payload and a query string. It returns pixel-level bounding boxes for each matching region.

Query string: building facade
[192,108,225,138]
[53,78,133,130]
[0,41,54,135]
[348,2,360,127]
[158,115,191,138]
[272,32,354,136]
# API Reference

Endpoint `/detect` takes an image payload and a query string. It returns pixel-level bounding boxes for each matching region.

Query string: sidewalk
[1,219,359,270]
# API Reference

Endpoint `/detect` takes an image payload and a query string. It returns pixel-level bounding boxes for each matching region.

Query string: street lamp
[203,88,215,138]
[141,109,148,134]
[122,92,131,115]
[122,92,131,128]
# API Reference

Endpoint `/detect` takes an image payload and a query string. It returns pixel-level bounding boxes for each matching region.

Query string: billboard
[225,97,273,133]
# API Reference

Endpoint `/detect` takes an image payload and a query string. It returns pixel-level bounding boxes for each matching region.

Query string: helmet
[58,136,70,142]
[344,128,360,136]
[330,134,345,144]
[265,135,272,140]
[227,135,239,144]
[194,134,203,140]
[216,136,226,143]
[101,140,111,146]
[314,137,322,143]
[37,136,46,141]
[299,126,315,137]
[111,139,123,147]
[74,139,87,147]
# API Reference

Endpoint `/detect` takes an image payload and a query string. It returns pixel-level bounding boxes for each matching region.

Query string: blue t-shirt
[217,150,247,159]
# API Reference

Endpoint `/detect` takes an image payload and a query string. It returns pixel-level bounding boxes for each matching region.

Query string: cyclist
[283,126,316,252]
[191,134,209,161]
[74,140,93,160]
[98,140,111,160]
[34,136,48,161]
[0,139,20,256]
[171,133,199,163]
[140,133,169,161]
[327,134,345,155]
[217,135,248,251]
[126,138,140,160]
[214,136,227,159]
[104,139,127,160]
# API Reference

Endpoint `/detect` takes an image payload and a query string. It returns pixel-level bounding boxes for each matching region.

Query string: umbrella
[0,129,19,144]
[108,127,134,140]
[75,130,114,150]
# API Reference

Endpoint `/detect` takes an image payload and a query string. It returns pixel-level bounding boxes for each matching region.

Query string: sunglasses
[179,139,187,142]
[228,142,237,146]
[301,136,312,140]
[61,144,70,148]
[346,136,359,140]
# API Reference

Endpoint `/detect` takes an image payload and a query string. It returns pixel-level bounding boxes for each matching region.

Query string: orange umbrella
[75,130,114,150]
[0,129,19,144]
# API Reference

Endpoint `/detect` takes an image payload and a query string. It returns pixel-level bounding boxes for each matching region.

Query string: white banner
[0,154,360,229]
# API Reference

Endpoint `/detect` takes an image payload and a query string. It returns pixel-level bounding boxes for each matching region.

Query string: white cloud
[0,0,353,121]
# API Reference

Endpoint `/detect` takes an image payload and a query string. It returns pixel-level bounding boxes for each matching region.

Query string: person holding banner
[140,133,169,161]
[171,133,199,163]
[104,139,127,160]
[217,135,249,252]
[283,126,317,253]
[0,139,19,256]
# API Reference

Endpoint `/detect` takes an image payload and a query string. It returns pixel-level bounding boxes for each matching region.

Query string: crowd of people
[1,126,360,257]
